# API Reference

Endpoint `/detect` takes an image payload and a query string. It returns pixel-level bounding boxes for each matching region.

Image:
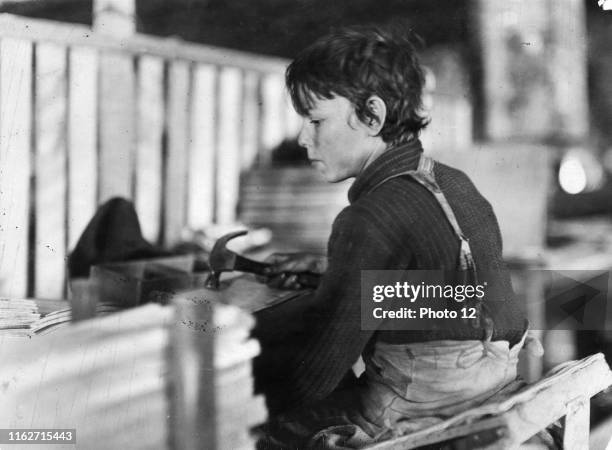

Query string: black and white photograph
[1,0,612,448]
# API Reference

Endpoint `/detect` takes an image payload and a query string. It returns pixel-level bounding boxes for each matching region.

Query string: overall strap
[369,155,475,273]
[368,154,493,337]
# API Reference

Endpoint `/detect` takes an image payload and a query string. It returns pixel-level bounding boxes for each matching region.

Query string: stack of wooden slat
[214,303,267,449]
[171,288,267,449]
[30,303,123,335]
[1,280,273,449]
[0,298,40,337]
[0,304,172,450]
[239,167,350,252]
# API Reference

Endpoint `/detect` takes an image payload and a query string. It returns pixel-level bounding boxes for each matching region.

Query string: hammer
[205,230,321,289]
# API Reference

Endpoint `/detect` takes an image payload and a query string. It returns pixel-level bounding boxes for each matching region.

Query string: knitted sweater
[280,139,526,409]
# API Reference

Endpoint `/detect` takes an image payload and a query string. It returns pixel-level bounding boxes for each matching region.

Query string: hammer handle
[233,254,320,288]
[233,254,271,275]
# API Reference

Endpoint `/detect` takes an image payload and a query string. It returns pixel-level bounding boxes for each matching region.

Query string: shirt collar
[348,138,424,203]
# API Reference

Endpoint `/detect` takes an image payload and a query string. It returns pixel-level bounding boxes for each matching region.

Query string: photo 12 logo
[598,0,612,10]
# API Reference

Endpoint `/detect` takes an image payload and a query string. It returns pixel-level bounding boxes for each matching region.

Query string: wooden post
[164,61,191,245]
[188,64,217,228]
[135,56,164,243]
[260,73,286,164]
[0,39,33,298]
[34,43,68,299]
[68,48,98,251]
[216,67,243,224]
[93,0,135,37]
[93,0,136,201]
[241,71,260,172]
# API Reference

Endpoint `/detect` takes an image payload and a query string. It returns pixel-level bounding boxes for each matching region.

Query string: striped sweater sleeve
[280,207,401,408]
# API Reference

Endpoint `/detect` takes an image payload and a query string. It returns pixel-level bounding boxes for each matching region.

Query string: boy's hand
[261,252,327,290]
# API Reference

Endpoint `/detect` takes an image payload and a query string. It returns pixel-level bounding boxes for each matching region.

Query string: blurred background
[1,0,612,419]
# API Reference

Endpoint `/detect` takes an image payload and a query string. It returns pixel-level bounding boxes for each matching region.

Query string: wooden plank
[188,64,216,228]
[164,60,190,245]
[135,55,164,243]
[67,47,98,252]
[0,14,289,74]
[0,38,33,298]
[216,67,242,224]
[98,51,135,201]
[240,70,259,171]
[366,354,612,450]
[34,43,68,299]
[260,72,286,164]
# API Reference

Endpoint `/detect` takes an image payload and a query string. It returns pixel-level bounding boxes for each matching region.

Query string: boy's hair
[286,25,429,146]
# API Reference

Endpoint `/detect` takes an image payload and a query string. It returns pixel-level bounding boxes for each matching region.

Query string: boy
[259,25,528,449]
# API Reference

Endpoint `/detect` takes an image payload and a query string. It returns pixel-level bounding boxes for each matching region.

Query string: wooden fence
[0,13,301,299]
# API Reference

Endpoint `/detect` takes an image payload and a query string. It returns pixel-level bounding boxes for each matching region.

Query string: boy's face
[297,95,379,182]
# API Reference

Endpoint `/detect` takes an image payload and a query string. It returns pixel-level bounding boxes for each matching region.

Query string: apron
[261,155,535,450]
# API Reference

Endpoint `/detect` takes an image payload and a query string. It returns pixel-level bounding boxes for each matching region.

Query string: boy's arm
[274,208,399,410]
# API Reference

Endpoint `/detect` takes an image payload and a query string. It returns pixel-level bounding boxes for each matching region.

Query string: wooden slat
[240,71,260,171]
[0,38,33,297]
[188,64,216,228]
[0,14,289,74]
[216,67,242,224]
[34,43,68,299]
[366,354,612,450]
[67,47,98,252]
[260,73,286,163]
[98,51,135,201]
[164,60,190,245]
[135,56,164,243]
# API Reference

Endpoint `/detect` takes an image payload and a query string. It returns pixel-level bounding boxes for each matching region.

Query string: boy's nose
[297,122,311,149]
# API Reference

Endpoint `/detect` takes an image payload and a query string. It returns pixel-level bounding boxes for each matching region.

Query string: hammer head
[205,230,248,289]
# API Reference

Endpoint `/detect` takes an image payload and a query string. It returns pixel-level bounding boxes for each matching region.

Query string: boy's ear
[364,95,387,135]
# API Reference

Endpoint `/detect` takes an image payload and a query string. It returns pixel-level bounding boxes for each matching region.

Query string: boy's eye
[310,119,321,126]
